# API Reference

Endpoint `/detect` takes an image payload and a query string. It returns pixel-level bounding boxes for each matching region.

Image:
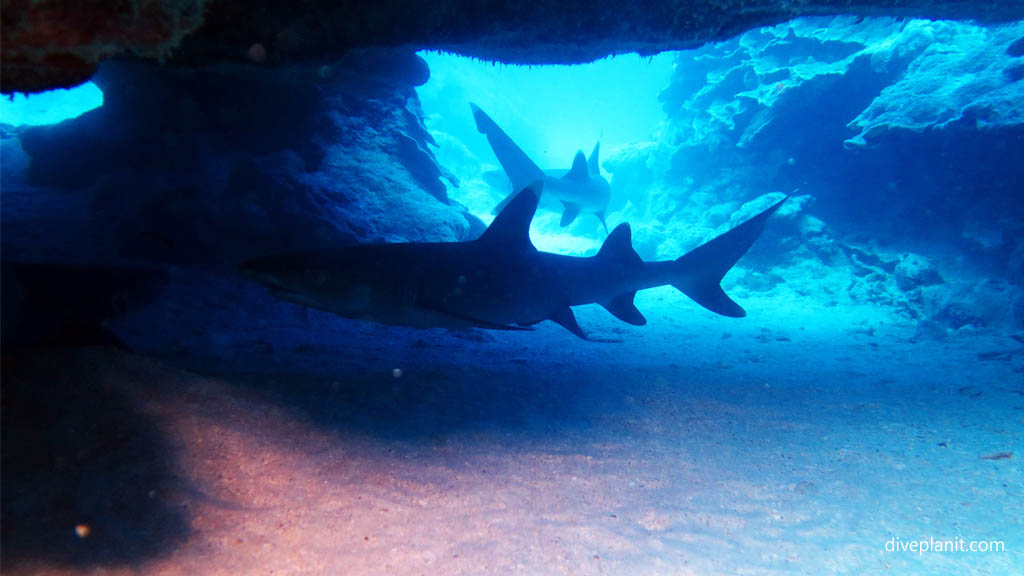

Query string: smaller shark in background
[471,103,611,231]
[242,181,786,340]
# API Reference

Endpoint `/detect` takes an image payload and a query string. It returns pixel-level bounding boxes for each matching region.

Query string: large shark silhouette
[471,103,611,231]
[241,183,785,340]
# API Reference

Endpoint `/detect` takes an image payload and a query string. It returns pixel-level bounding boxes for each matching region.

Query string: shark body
[242,183,785,340]
[471,104,611,231]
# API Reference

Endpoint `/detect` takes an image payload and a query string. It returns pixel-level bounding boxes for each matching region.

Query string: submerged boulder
[4,49,469,269]
[5,1,1022,94]
[894,253,944,291]
[597,16,1024,334]
[1,48,475,347]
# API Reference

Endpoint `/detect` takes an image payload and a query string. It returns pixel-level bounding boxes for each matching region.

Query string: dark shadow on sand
[1,351,190,570]
[227,357,610,442]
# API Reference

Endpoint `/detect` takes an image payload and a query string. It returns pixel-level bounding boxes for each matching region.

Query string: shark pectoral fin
[567,150,589,181]
[560,202,582,227]
[549,306,588,339]
[547,307,619,342]
[601,292,646,326]
[596,210,608,234]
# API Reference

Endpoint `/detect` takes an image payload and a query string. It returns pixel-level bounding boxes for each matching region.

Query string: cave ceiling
[3,0,1024,94]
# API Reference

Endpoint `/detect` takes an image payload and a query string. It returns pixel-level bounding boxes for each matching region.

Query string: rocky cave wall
[603,17,1024,334]
[3,6,1024,349]
[1,48,484,346]
[4,0,1024,94]
[3,50,475,266]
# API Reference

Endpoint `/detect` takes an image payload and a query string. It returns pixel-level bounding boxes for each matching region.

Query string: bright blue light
[415,51,676,249]
[416,51,675,169]
[0,82,104,127]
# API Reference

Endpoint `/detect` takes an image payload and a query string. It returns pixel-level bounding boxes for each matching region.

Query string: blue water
[1,15,1022,576]
[0,82,104,127]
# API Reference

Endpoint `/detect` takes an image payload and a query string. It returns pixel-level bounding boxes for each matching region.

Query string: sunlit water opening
[0,82,104,127]
[416,51,676,255]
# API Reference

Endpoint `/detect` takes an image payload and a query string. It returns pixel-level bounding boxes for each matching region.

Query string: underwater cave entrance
[415,50,676,255]
[0,82,104,127]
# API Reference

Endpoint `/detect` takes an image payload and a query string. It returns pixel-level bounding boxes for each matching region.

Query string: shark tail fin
[671,197,787,318]
[470,103,545,192]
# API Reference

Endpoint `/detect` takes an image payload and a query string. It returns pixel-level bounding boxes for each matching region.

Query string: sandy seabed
[2,291,1022,575]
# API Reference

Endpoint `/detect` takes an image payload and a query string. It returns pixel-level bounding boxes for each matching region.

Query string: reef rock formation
[605,17,1024,333]
[1,49,480,346]
[2,0,208,93]
[4,50,471,269]
[658,18,1024,151]
[4,0,1024,94]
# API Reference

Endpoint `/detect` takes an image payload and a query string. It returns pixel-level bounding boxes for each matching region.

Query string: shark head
[591,171,612,205]
[555,145,611,229]
[240,252,374,316]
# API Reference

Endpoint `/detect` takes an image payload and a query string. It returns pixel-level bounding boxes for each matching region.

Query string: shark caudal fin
[470,103,545,193]
[587,141,600,175]
[672,197,787,317]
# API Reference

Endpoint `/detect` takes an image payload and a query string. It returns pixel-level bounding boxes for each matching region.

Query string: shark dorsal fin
[478,180,542,250]
[566,150,589,181]
[597,223,642,267]
[588,142,600,175]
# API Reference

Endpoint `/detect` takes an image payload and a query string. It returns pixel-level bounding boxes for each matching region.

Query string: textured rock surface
[602,17,1024,334]
[4,50,469,269]
[845,21,1024,147]
[4,0,1024,94]
[1,49,477,346]
[2,0,208,93]
[657,18,1024,150]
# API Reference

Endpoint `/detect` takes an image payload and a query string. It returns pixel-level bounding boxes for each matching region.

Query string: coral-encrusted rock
[2,48,482,348]
[846,21,1024,148]
[5,0,1024,94]
[894,253,944,291]
[2,0,207,93]
[660,18,1024,152]
[5,49,469,268]
[632,16,1024,317]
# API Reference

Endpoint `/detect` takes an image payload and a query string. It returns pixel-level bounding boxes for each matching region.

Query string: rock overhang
[4,0,1024,94]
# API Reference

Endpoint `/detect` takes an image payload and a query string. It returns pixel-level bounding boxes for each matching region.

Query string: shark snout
[239,258,285,288]
[238,258,262,277]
